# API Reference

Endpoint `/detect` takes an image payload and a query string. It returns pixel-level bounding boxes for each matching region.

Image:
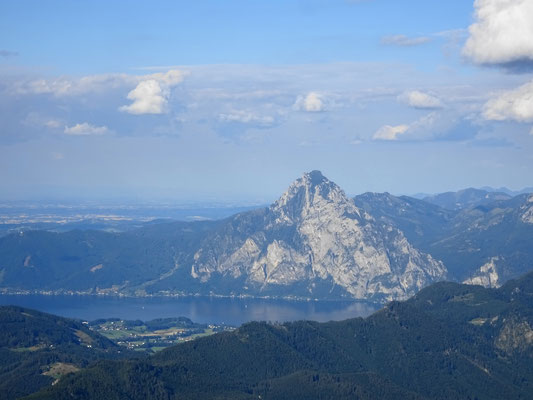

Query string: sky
[1,0,533,203]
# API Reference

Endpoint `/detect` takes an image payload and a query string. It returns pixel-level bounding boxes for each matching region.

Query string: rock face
[521,194,533,224]
[463,257,502,288]
[191,171,447,302]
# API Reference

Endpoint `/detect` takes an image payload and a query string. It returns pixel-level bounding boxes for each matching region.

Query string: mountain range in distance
[0,170,532,303]
[408,185,533,202]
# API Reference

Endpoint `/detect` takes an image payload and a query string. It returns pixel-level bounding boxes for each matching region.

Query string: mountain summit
[272,170,362,225]
[191,171,447,301]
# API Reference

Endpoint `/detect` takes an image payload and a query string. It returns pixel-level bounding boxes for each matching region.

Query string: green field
[89,318,233,352]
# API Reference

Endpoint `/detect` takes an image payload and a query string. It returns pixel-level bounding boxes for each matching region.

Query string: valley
[89,317,233,353]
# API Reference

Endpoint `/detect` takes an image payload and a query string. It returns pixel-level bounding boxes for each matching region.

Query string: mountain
[428,193,533,285]
[1,172,532,302]
[423,188,512,210]
[355,191,533,287]
[0,219,218,294]
[480,186,533,197]
[0,171,447,303]
[353,192,455,248]
[186,171,446,302]
[26,270,533,400]
[0,306,132,400]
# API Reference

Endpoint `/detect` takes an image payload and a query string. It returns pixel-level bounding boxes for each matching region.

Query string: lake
[0,294,378,326]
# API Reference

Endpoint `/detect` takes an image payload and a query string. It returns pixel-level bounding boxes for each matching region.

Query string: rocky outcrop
[463,257,502,288]
[521,194,533,224]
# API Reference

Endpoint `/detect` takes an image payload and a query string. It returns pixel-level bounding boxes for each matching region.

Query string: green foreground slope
[0,306,135,400]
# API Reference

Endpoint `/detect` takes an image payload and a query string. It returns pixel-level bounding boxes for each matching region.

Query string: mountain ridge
[354,191,533,288]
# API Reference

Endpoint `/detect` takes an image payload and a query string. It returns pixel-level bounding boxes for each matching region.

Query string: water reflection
[0,295,378,326]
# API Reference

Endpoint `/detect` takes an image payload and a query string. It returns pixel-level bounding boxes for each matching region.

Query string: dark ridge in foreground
[0,306,135,400]
[26,270,533,400]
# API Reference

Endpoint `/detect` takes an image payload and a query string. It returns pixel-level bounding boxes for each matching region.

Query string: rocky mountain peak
[288,170,333,194]
[271,170,361,224]
[304,170,328,186]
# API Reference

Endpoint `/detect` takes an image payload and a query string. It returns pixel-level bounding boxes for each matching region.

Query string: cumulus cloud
[372,112,479,142]
[483,80,533,122]
[119,69,185,115]
[380,35,432,47]
[64,122,110,136]
[294,92,325,112]
[218,110,275,126]
[463,0,533,69]
[372,124,409,141]
[398,90,443,109]
[13,69,185,115]
[119,80,167,115]
[13,69,186,110]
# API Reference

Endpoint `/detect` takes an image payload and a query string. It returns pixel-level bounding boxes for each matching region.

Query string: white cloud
[14,70,186,113]
[16,74,137,96]
[147,69,184,86]
[483,80,533,122]
[372,112,477,142]
[119,69,185,115]
[398,90,443,109]
[463,0,533,68]
[119,80,167,115]
[44,119,62,129]
[372,124,409,141]
[218,110,275,126]
[380,35,431,47]
[294,92,325,112]
[64,122,110,136]
[407,112,440,136]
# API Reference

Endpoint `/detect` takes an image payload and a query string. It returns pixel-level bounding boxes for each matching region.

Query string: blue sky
[2,1,473,70]
[1,0,532,203]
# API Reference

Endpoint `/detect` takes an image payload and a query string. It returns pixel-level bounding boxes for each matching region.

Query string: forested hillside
[27,271,533,399]
[0,306,135,400]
